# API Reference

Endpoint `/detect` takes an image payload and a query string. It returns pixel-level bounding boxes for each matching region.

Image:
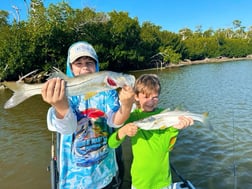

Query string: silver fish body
[3,69,135,109]
[133,109,210,130]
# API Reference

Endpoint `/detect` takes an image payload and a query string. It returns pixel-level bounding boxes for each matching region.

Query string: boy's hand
[173,116,194,129]
[41,78,69,119]
[119,86,135,107]
[117,123,138,140]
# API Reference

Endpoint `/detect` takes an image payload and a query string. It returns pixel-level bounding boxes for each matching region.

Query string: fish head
[104,72,135,88]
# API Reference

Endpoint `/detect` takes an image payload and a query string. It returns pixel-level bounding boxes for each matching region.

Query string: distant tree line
[1,0,252,80]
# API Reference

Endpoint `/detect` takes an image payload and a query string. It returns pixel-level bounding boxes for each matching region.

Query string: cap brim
[70,52,98,63]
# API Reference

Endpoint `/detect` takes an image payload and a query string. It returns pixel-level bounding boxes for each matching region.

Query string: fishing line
[170,163,195,189]
[232,111,237,189]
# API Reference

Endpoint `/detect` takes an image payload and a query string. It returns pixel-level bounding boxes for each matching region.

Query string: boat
[169,180,196,189]
[170,163,196,189]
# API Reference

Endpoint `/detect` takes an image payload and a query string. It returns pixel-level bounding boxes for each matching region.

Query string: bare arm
[113,86,135,126]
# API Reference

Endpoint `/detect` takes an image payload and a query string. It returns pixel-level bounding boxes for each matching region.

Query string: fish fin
[203,112,209,117]
[17,69,39,82]
[3,82,36,109]
[48,67,69,80]
[159,125,167,130]
[83,92,97,100]
[202,112,214,130]
[160,108,171,113]
[3,81,19,92]
[174,104,188,111]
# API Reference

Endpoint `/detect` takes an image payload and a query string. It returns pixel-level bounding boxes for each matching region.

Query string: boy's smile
[136,92,159,112]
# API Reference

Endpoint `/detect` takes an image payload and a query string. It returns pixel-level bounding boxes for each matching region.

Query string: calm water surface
[1,60,252,189]
[0,93,51,189]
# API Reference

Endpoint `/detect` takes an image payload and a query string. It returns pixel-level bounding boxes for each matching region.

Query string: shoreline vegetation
[129,56,252,72]
[1,4,252,83]
[168,56,252,68]
[166,55,252,68]
[1,57,252,89]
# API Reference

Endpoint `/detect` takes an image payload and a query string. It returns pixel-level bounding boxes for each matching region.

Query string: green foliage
[159,46,181,64]
[184,37,220,60]
[0,1,252,80]
[106,11,141,71]
[220,38,249,57]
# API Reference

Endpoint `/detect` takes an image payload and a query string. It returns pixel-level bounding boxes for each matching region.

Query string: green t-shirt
[108,108,179,189]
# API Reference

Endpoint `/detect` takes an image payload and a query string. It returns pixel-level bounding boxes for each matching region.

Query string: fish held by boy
[3,68,135,109]
[133,109,212,130]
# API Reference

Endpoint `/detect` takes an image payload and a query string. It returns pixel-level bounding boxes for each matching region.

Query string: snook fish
[133,109,211,130]
[3,68,135,109]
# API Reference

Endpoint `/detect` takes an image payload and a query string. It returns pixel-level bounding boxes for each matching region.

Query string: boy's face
[71,56,96,76]
[136,92,159,112]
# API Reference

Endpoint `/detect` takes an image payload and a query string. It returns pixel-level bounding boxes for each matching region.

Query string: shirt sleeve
[106,110,123,128]
[108,130,125,148]
[47,106,77,135]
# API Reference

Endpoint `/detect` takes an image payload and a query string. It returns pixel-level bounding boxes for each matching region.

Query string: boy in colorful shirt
[108,74,193,189]
[41,41,135,188]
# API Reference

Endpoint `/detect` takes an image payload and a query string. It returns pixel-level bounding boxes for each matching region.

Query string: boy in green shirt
[108,74,193,189]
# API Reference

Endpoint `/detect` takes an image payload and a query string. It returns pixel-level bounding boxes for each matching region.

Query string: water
[1,60,252,188]
[0,92,51,189]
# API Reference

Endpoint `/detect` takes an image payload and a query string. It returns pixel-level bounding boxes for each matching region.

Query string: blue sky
[1,0,252,33]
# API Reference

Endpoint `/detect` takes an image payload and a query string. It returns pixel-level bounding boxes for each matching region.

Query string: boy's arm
[47,106,78,135]
[113,86,135,126]
[42,78,77,135]
[108,123,138,148]
[41,78,69,119]
[117,123,138,139]
[108,130,124,148]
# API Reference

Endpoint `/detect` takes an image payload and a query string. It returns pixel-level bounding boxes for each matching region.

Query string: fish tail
[202,112,214,130]
[3,82,38,109]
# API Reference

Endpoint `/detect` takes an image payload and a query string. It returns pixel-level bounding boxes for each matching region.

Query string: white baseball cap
[69,41,98,63]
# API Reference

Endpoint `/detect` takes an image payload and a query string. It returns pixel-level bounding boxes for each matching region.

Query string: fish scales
[133,110,211,130]
[3,69,135,109]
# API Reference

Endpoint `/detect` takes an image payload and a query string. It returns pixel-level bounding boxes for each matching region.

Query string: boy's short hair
[134,74,161,97]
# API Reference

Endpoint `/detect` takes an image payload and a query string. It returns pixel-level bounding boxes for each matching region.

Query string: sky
[1,0,252,33]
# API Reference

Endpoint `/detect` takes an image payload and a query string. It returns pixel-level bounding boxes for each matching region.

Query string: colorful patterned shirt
[47,90,120,189]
